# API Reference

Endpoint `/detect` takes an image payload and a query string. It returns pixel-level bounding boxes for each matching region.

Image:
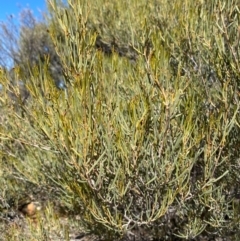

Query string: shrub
[1,0,240,240]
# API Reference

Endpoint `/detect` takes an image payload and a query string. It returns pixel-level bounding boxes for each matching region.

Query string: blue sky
[0,0,47,22]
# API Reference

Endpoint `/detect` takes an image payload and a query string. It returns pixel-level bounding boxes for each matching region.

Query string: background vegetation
[0,0,240,240]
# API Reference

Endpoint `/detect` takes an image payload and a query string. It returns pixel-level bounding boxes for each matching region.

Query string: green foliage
[0,9,66,91]
[1,0,240,240]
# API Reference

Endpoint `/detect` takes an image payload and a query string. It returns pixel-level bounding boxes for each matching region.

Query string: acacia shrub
[0,0,240,240]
